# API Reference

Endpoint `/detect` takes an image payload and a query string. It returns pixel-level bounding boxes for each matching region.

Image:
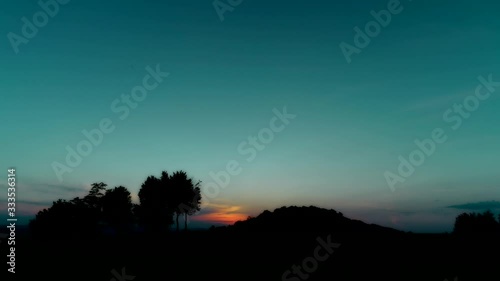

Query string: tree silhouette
[30,172,204,238]
[69,196,100,236]
[84,182,107,209]
[137,174,175,232]
[184,181,201,230]
[160,170,183,231]
[102,186,134,234]
[170,171,202,231]
[453,210,499,234]
[453,212,472,234]
[30,199,76,238]
[170,171,188,232]
[29,182,111,238]
[83,182,107,234]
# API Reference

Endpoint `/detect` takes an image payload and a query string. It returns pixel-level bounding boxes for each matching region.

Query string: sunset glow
[192,204,248,225]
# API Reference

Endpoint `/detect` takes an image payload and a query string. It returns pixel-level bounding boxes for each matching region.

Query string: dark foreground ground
[2,230,499,281]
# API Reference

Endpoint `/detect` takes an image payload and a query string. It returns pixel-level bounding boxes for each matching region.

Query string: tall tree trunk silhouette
[184,213,188,231]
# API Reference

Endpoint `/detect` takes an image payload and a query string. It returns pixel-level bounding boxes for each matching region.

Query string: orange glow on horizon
[192,213,248,225]
[191,203,248,225]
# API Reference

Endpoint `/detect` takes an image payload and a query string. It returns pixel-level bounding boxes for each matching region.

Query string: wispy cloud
[0,182,89,219]
[0,182,87,194]
[29,183,88,194]
[447,201,500,211]
[16,199,54,206]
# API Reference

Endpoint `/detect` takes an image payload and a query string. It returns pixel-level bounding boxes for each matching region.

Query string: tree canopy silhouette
[453,210,500,235]
[30,182,135,238]
[102,186,134,233]
[136,170,202,232]
[170,170,202,231]
[137,173,173,232]
[30,170,204,238]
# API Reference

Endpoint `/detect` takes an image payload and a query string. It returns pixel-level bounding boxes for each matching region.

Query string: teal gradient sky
[1,0,500,232]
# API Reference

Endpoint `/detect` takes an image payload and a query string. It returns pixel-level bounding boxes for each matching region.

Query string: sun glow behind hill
[191,204,248,225]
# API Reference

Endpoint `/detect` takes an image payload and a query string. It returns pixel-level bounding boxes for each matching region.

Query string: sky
[1,0,500,233]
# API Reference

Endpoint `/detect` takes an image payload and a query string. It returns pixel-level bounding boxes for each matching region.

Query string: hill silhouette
[212,206,404,235]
